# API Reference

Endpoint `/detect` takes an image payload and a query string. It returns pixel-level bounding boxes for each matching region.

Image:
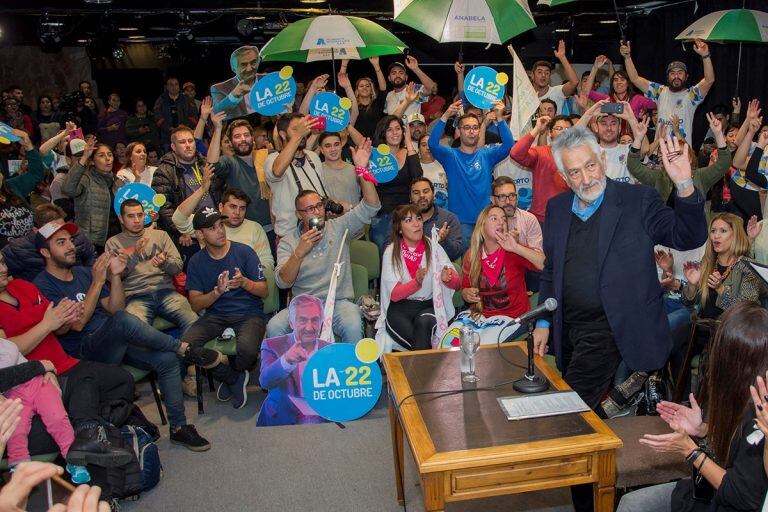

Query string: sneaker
[216,381,232,402]
[170,424,211,452]
[229,371,250,409]
[182,346,222,369]
[67,422,135,468]
[182,374,197,397]
[66,464,91,484]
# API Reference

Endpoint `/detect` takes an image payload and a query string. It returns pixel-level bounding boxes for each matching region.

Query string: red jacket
[509,133,570,222]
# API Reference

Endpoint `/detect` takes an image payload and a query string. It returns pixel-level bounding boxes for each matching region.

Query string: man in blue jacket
[533,127,708,410]
[428,99,513,252]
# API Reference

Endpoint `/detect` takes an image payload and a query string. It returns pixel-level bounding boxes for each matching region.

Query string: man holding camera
[266,139,380,343]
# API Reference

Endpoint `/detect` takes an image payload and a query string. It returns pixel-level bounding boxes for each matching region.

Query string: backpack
[121,425,163,491]
[86,424,144,505]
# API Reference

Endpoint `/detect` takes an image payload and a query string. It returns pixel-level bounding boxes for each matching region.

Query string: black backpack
[86,424,144,507]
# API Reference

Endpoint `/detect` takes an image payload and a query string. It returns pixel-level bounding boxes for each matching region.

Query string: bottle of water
[459,319,473,377]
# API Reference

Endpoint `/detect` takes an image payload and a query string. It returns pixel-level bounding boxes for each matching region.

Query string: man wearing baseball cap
[182,82,201,112]
[383,56,437,118]
[406,112,427,143]
[183,207,268,410]
[621,38,715,145]
[33,220,220,452]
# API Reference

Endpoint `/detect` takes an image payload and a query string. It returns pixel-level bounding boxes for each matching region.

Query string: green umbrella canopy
[260,15,407,62]
[538,0,578,6]
[393,0,535,44]
[676,9,768,43]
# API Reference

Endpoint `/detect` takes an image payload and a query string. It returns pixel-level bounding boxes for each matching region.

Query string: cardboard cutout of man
[211,46,265,120]
[257,295,331,426]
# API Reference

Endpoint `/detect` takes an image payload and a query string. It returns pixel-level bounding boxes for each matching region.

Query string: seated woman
[617,301,768,512]
[670,212,763,392]
[377,205,459,352]
[0,252,135,459]
[460,205,544,339]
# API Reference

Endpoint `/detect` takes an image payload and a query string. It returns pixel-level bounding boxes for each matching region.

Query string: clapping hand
[91,252,111,285]
[657,394,706,437]
[655,249,673,273]
[108,250,128,276]
[42,298,80,332]
[683,261,702,286]
[437,221,450,242]
[414,266,428,285]
[404,82,419,104]
[747,215,763,240]
[215,270,230,295]
[749,371,768,438]
[151,251,168,268]
[0,398,22,452]
[229,267,244,289]
[134,237,149,258]
[659,271,676,290]
[440,265,453,284]
[706,270,724,291]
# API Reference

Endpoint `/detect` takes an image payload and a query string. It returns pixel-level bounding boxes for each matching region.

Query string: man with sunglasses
[266,141,379,344]
[428,99,513,252]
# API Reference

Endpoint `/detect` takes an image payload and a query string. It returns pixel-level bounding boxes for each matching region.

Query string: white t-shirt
[420,160,448,208]
[646,82,706,146]
[492,156,533,211]
[602,144,633,184]
[384,86,426,118]
[265,150,326,237]
[116,166,157,187]
[539,84,568,115]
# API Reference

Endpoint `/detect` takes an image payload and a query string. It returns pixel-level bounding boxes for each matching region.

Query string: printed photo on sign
[309,92,351,133]
[302,338,382,423]
[113,183,165,226]
[368,144,398,184]
[249,67,297,117]
[257,295,331,427]
[463,66,508,110]
[211,45,266,120]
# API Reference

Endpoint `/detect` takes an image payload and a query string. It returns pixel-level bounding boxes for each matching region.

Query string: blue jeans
[126,289,199,335]
[266,299,362,343]
[80,310,186,428]
[665,295,694,333]
[460,223,475,253]
[368,213,392,253]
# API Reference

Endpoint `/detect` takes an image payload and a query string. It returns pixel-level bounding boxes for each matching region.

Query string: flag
[320,228,349,342]
[508,44,540,140]
[430,226,449,349]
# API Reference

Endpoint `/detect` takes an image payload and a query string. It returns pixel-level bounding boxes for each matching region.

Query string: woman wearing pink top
[583,55,656,137]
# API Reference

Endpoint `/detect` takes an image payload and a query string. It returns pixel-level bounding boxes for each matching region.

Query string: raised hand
[211,111,227,129]
[216,270,230,295]
[593,55,609,68]
[683,261,702,286]
[454,61,465,75]
[438,221,450,242]
[659,134,693,186]
[351,137,372,169]
[108,250,128,276]
[337,70,351,89]
[654,249,673,273]
[635,115,650,140]
[732,97,741,114]
[82,135,97,160]
[404,55,419,70]
[750,116,763,134]
[404,82,419,104]
[692,38,709,57]
[368,56,380,68]
[553,40,567,59]
[706,112,722,136]
[201,162,215,191]
[441,100,463,121]
[299,116,322,138]
[747,215,763,240]
[310,74,330,92]
[532,115,551,135]
[619,40,631,58]
[746,99,761,121]
[200,96,213,119]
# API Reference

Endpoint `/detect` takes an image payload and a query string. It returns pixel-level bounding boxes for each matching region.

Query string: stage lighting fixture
[112,46,125,59]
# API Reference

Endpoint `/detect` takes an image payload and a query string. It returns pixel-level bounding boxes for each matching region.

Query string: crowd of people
[2,34,768,511]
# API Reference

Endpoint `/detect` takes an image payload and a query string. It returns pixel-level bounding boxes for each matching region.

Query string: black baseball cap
[193,207,227,230]
[388,61,406,74]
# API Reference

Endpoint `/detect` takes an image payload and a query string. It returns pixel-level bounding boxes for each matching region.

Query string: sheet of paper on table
[497,391,590,421]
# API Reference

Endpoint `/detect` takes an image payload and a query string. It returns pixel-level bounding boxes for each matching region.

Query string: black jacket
[1,230,96,281]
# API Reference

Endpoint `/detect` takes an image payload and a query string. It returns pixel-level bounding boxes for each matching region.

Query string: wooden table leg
[422,473,445,512]
[389,396,405,506]
[594,450,617,512]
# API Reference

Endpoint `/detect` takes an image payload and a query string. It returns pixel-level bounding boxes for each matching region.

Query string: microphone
[513,298,557,325]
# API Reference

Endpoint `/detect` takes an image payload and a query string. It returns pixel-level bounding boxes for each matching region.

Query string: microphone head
[544,298,558,311]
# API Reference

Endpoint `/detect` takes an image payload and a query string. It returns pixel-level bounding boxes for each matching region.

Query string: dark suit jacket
[257,334,331,426]
[539,179,708,371]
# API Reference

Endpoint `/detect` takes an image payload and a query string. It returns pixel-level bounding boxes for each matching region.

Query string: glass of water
[461,330,481,383]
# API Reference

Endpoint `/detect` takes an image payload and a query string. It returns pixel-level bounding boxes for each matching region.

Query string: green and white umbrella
[393,0,535,44]
[537,0,578,6]
[676,9,768,93]
[260,15,407,63]
[675,9,768,43]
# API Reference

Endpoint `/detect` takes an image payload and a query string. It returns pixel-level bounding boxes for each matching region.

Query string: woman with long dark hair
[116,142,156,186]
[366,115,422,250]
[617,301,768,511]
[377,204,459,351]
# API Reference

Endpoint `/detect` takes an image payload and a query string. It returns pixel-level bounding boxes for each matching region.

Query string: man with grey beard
[531,126,708,511]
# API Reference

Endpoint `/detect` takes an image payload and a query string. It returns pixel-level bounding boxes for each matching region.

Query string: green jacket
[682,258,764,311]
[627,146,732,201]
[61,162,116,246]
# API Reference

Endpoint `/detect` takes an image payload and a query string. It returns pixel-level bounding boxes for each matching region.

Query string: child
[0,338,90,483]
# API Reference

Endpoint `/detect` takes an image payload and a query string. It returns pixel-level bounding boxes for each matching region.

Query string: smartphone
[600,103,624,115]
[307,115,327,131]
[67,128,84,142]
[46,474,76,508]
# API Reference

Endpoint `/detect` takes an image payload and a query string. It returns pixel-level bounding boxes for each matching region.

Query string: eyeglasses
[551,126,567,132]
[297,201,325,214]
[459,125,480,132]
[493,193,518,202]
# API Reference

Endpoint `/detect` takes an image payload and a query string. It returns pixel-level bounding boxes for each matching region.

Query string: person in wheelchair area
[670,212,765,394]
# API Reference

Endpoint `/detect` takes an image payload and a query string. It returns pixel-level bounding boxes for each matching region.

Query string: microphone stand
[512,321,549,394]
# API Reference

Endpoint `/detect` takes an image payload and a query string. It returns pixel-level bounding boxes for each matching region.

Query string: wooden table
[383,342,623,512]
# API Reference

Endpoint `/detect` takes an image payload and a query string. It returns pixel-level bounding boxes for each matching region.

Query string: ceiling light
[246,16,265,21]
[112,46,125,59]
[83,0,113,4]
[577,33,593,37]
[599,19,617,24]
[555,28,569,33]
[300,0,326,4]
[119,27,139,31]
[77,38,88,43]
[128,35,145,39]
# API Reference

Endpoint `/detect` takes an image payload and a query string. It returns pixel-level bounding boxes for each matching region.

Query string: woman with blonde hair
[376,204,458,351]
[461,205,544,328]
[670,212,764,390]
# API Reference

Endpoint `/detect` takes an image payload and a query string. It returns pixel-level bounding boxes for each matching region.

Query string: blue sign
[309,92,351,133]
[302,341,382,423]
[249,66,297,117]
[463,66,508,110]
[368,145,398,184]
[113,183,165,226]
[0,122,21,144]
